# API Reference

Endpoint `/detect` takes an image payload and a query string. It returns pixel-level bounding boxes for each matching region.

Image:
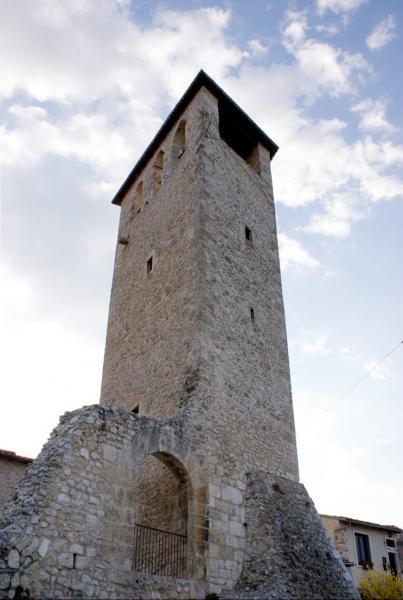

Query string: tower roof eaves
[111,70,279,206]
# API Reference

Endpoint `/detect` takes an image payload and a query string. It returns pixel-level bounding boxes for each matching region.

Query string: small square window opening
[147,256,153,275]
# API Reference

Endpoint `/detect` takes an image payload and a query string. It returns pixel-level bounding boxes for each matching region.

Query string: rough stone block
[75,556,90,570]
[80,447,90,460]
[38,538,50,558]
[222,486,242,506]
[58,553,74,569]
[7,549,20,569]
[70,543,84,555]
[229,520,245,537]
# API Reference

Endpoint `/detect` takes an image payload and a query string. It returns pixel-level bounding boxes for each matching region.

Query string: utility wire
[314,339,403,421]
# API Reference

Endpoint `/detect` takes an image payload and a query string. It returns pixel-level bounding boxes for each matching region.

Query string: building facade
[321,514,402,587]
[0,450,32,512]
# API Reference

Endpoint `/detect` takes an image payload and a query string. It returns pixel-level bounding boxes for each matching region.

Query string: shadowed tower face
[100,71,299,481]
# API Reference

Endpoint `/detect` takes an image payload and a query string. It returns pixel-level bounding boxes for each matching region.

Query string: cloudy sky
[1,0,402,526]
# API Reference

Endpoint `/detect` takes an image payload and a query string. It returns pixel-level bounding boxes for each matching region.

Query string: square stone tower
[0,71,358,600]
[100,70,299,590]
[101,71,298,478]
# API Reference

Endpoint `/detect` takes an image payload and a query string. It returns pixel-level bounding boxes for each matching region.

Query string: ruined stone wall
[0,420,359,600]
[0,457,29,512]
[0,406,207,599]
[222,472,359,600]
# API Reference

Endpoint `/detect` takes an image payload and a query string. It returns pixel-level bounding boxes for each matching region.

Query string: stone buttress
[0,71,359,600]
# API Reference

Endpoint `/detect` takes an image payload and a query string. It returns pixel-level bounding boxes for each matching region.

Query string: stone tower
[0,72,358,600]
[101,69,299,585]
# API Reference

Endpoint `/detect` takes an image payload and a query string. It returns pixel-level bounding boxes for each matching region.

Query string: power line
[314,339,403,421]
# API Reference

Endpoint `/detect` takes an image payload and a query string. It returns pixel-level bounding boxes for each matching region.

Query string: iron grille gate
[133,523,187,578]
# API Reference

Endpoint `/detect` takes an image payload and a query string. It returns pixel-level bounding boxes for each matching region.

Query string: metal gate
[133,523,187,578]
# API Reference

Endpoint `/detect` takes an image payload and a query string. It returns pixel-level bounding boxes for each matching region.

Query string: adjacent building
[0,449,32,512]
[321,514,402,587]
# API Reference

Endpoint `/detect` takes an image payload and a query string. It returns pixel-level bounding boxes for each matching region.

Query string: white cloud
[317,0,367,16]
[297,412,403,525]
[291,329,331,355]
[303,191,366,238]
[315,23,339,36]
[366,15,397,51]
[352,98,395,133]
[0,2,242,187]
[221,10,403,238]
[1,105,139,178]
[246,39,267,56]
[0,266,103,456]
[0,2,241,103]
[365,360,393,381]
[0,0,402,530]
[278,233,320,270]
[3,2,402,244]
[283,9,369,98]
[303,334,331,355]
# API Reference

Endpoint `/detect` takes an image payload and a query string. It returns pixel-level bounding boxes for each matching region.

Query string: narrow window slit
[147,257,153,275]
[134,181,143,213]
[153,150,164,193]
[245,226,252,244]
[173,120,186,160]
[250,307,255,322]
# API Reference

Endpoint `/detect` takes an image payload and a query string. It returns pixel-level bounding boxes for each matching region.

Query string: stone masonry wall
[0,458,30,513]
[100,90,207,419]
[98,84,302,594]
[0,406,207,599]
[197,94,299,480]
[190,90,300,591]
[222,472,360,600]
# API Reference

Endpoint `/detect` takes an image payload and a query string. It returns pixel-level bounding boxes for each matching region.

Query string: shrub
[359,570,403,600]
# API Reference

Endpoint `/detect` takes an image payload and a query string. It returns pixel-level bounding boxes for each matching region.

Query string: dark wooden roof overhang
[112,70,279,206]
[0,449,33,464]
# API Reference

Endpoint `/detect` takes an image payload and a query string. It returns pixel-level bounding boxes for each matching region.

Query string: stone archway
[132,451,191,578]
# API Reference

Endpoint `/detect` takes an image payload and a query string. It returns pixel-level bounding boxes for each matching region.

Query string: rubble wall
[222,472,360,600]
[0,405,206,599]
[0,458,30,513]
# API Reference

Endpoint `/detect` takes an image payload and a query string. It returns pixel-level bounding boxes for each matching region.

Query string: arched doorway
[132,451,191,578]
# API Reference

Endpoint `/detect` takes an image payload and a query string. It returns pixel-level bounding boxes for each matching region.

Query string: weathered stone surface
[0,76,359,600]
[98,81,300,592]
[0,405,204,598]
[0,456,30,513]
[222,486,243,506]
[7,550,19,570]
[221,473,359,600]
[58,553,74,569]
[38,538,50,558]
[69,543,84,555]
